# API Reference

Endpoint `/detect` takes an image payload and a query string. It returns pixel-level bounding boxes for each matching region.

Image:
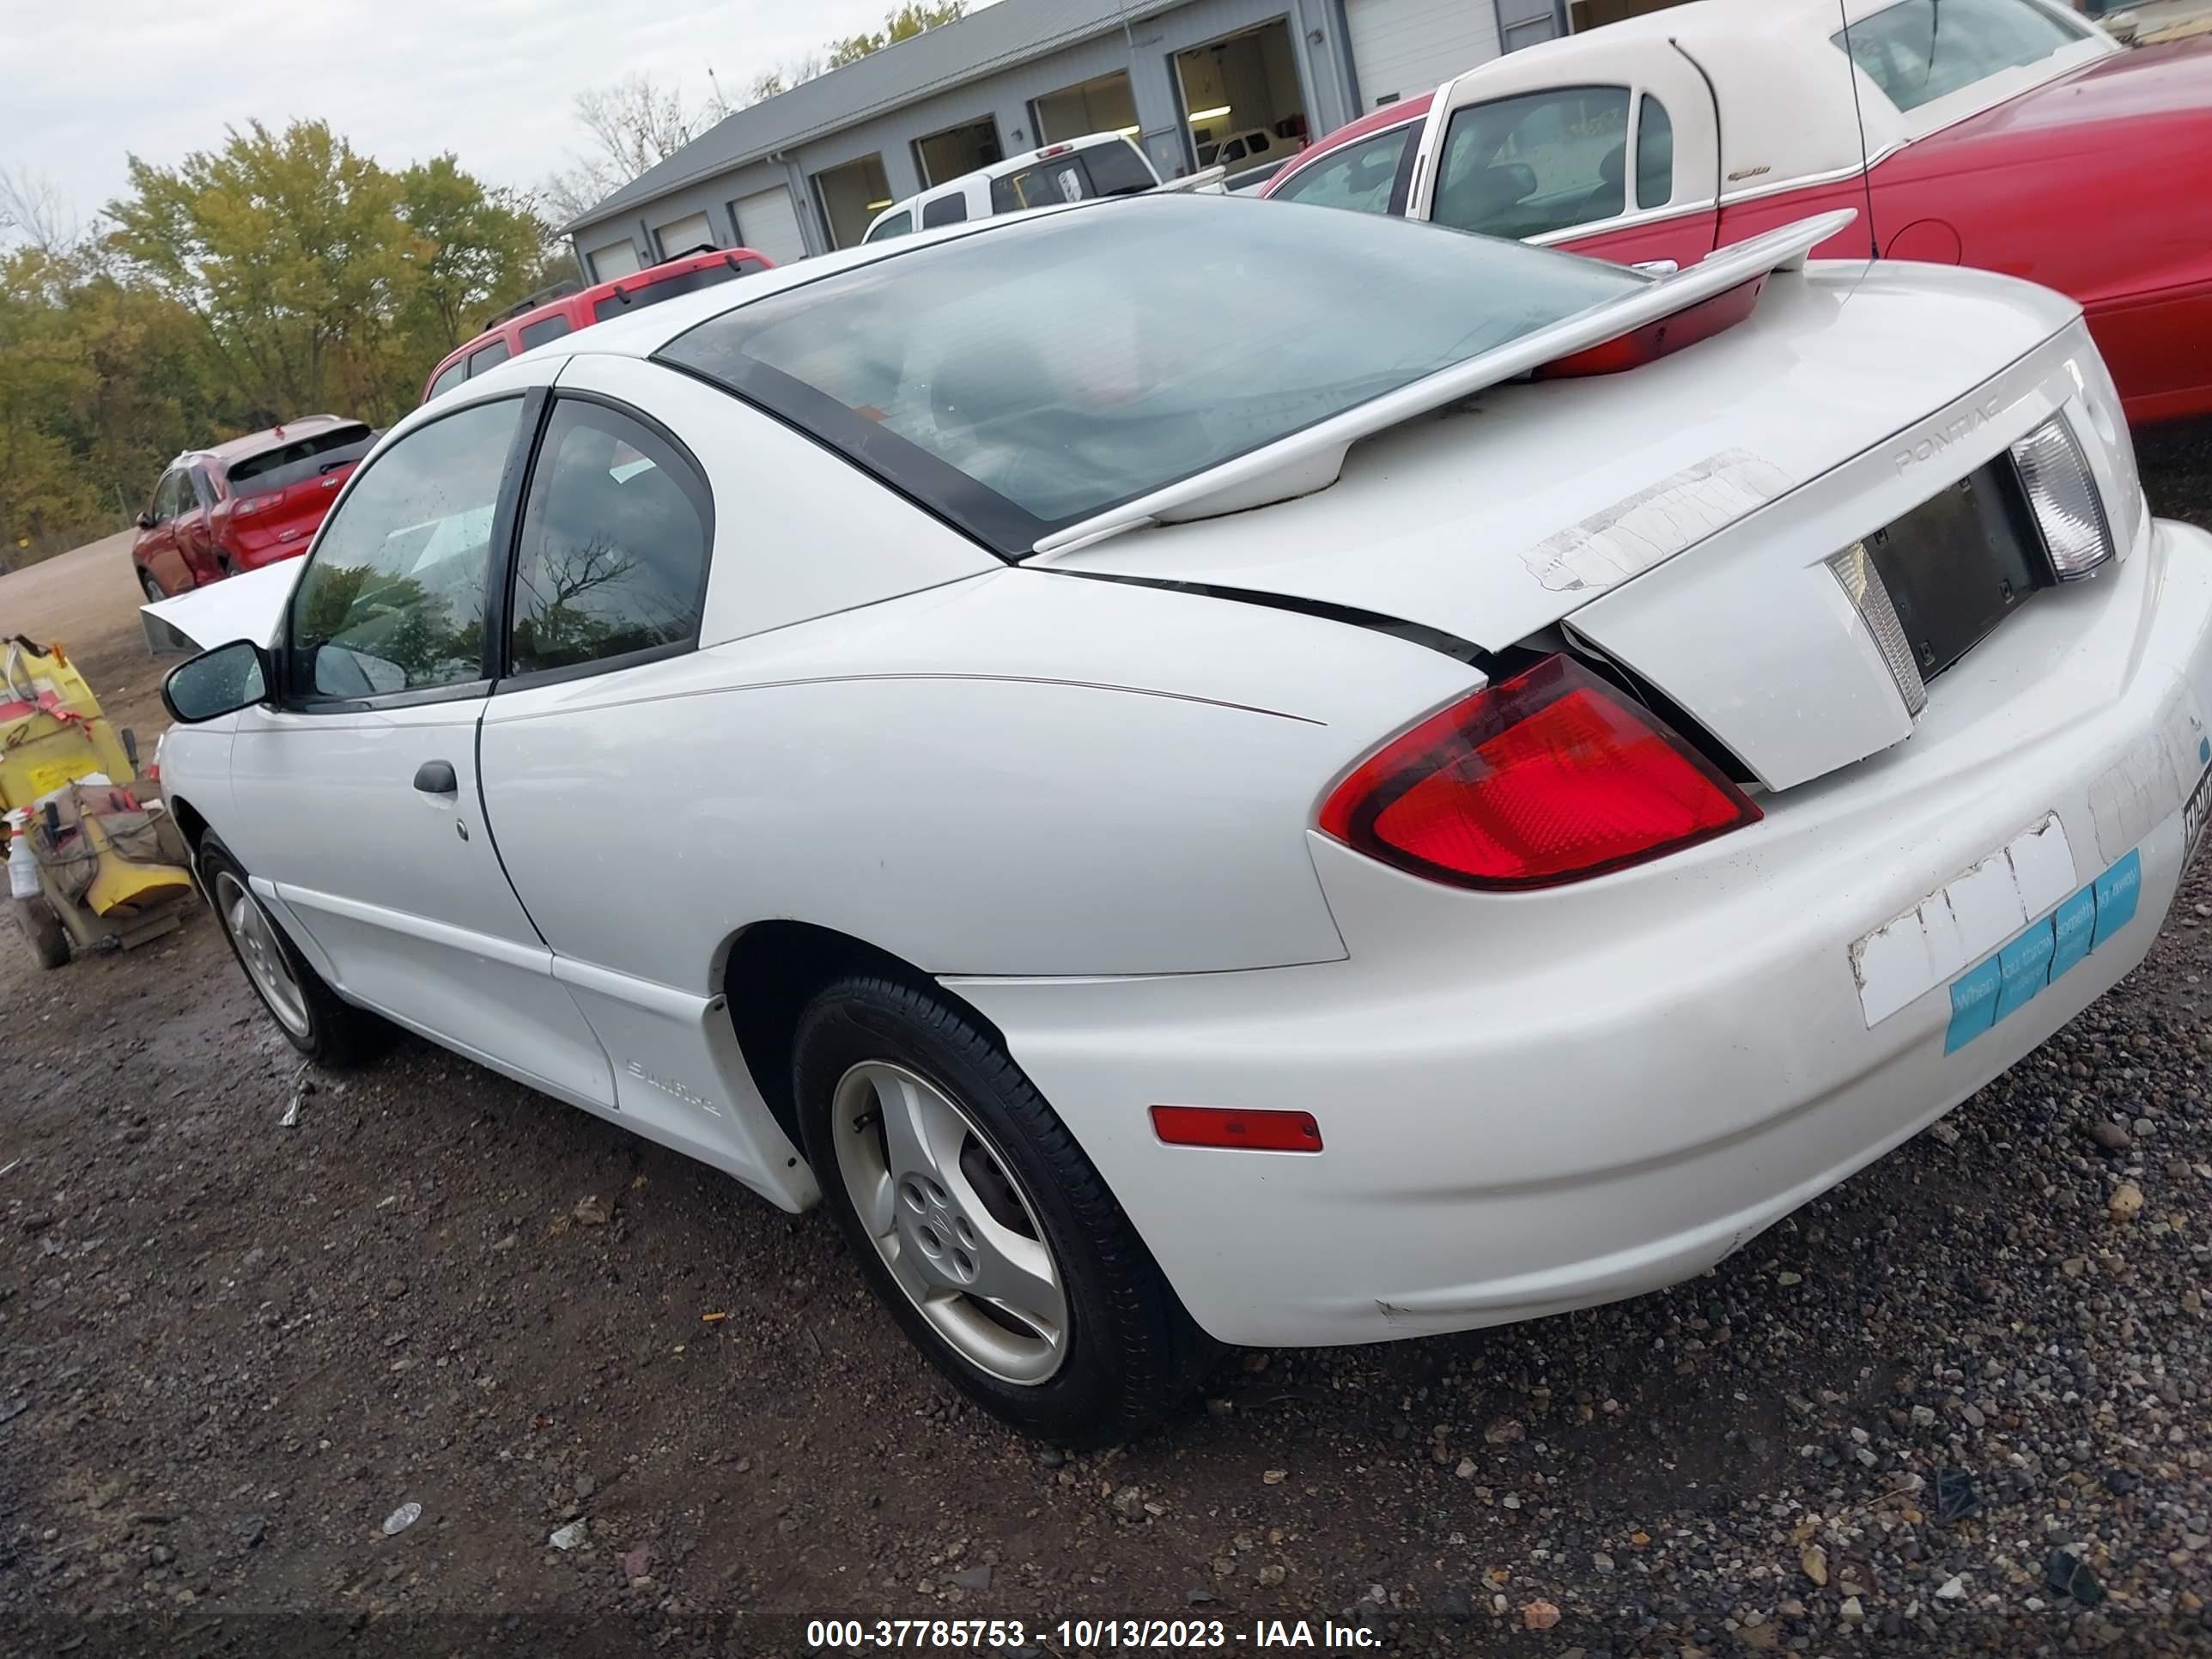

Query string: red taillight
[1534,275,1766,379]
[1318,656,1759,890]
[1151,1105,1322,1152]
[233,495,270,518]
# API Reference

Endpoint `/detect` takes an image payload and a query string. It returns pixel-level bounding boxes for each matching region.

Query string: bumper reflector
[1151,1105,1322,1153]
[2010,415,2113,580]
[1827,540,1928,717]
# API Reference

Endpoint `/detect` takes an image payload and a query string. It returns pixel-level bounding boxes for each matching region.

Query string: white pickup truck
[862,132,1224,244]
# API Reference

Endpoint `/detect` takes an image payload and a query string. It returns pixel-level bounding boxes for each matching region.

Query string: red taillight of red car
[1318,656,1760,890]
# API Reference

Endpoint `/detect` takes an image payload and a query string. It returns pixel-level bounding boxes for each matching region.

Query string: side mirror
[161,640,271,724]
[136,511,156,530]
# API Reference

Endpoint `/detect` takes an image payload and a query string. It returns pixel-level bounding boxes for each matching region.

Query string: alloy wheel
[830,1060,1068,1385]
[214,870,310,1038]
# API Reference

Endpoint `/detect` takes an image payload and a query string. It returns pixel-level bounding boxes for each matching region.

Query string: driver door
[1409,41,1720,269]
[217,385,615,1109]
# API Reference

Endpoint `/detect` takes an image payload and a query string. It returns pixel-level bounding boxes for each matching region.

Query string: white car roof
[1433,0,2114,191]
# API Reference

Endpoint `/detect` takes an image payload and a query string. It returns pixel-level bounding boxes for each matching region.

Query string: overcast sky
[4,0,963,230]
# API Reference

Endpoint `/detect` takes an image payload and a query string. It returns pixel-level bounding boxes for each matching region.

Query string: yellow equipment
[3,635,196,969]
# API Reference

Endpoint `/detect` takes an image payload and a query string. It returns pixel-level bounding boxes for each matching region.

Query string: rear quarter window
[519,313,574,350]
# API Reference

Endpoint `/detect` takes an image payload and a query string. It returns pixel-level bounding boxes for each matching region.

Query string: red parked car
[1261,0,2212,425]
[420,246,775,404]
[132,417,376,603]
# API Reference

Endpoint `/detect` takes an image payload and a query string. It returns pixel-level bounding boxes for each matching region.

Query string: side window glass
[1249,132,1272,155]
[1636,95,1674,210]
[921,193,969,228]
[867,210,915,241]
[289,398,520,699]
[1433,86,1632,240]
[152,471,183,522]
[468,337,512,376]
[428,361,467,400]
[507,400,712,678]
[519,314,573,350]
[1273,126,1416,214]
[185,468,211,511]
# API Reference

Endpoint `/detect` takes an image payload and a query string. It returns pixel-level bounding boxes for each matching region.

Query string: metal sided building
[563,0,1571,275]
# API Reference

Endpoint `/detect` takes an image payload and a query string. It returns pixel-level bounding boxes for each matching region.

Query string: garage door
[655,211,714,258]
[587,239,642,281]
[1346,0,1504,112]
[730,185,809,266]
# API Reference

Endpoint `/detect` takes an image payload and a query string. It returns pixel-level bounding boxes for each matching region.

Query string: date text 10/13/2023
[805,1619,1382,1650]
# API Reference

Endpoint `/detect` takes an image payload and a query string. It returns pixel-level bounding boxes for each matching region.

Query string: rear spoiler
[1152,165,1230,197]
[1030,210,1857,556]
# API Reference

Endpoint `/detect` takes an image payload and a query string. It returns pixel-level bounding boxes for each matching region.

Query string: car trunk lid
[1044,262,2109,791]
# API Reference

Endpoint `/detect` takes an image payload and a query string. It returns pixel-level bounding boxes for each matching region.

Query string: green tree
[106,120,545,426]
[107,121,413,421]
[1,123,550,562]
[826,2,967,68]
[395,156,550,359]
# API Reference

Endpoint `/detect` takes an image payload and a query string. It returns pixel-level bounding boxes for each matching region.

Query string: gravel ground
[3,433,2211,1658]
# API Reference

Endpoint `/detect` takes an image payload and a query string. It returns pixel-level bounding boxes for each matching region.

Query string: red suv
[420,246,775,404]
[132,416,376,602]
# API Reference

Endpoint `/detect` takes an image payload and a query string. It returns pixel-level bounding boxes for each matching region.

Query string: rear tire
[794,973,1210,1445]
[198,838,385,1067]
[15,896,70,970]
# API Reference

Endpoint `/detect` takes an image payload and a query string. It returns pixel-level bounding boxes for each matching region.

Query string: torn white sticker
[1850,814,2077,1028]
[1523,450,1794,593]
[2088,688,2191,868]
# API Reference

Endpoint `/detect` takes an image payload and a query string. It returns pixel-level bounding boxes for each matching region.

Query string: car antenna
[1836,0,1882,260]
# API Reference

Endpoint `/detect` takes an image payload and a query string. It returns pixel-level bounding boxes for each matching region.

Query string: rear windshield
[1835,0,2092,112]
[225,423,376,495]
[593,257,766,323]
[988,139,1155,215]
[657,194,1642,555]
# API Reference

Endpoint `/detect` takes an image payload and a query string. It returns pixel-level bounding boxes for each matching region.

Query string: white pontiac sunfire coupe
[148,191,2208,1443]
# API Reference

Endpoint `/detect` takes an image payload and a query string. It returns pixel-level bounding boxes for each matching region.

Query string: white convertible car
[149,192,2207,1443]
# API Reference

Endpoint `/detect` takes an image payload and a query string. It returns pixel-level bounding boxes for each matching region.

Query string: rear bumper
[951,518,2212,1347]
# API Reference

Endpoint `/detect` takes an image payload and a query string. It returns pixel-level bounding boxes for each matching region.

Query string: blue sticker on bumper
[1945,957,2003,1053]
[1944,846,2145,1054]
[1994,917,2057,1022]
[2092,850,2142,949]
[2050,885,2097,981]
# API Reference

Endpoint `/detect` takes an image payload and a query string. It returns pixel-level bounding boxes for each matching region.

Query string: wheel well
[166,793,210,854]
[721,921,1005,1155]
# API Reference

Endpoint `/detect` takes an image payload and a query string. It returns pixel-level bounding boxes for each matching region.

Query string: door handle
[412,760,459,794]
